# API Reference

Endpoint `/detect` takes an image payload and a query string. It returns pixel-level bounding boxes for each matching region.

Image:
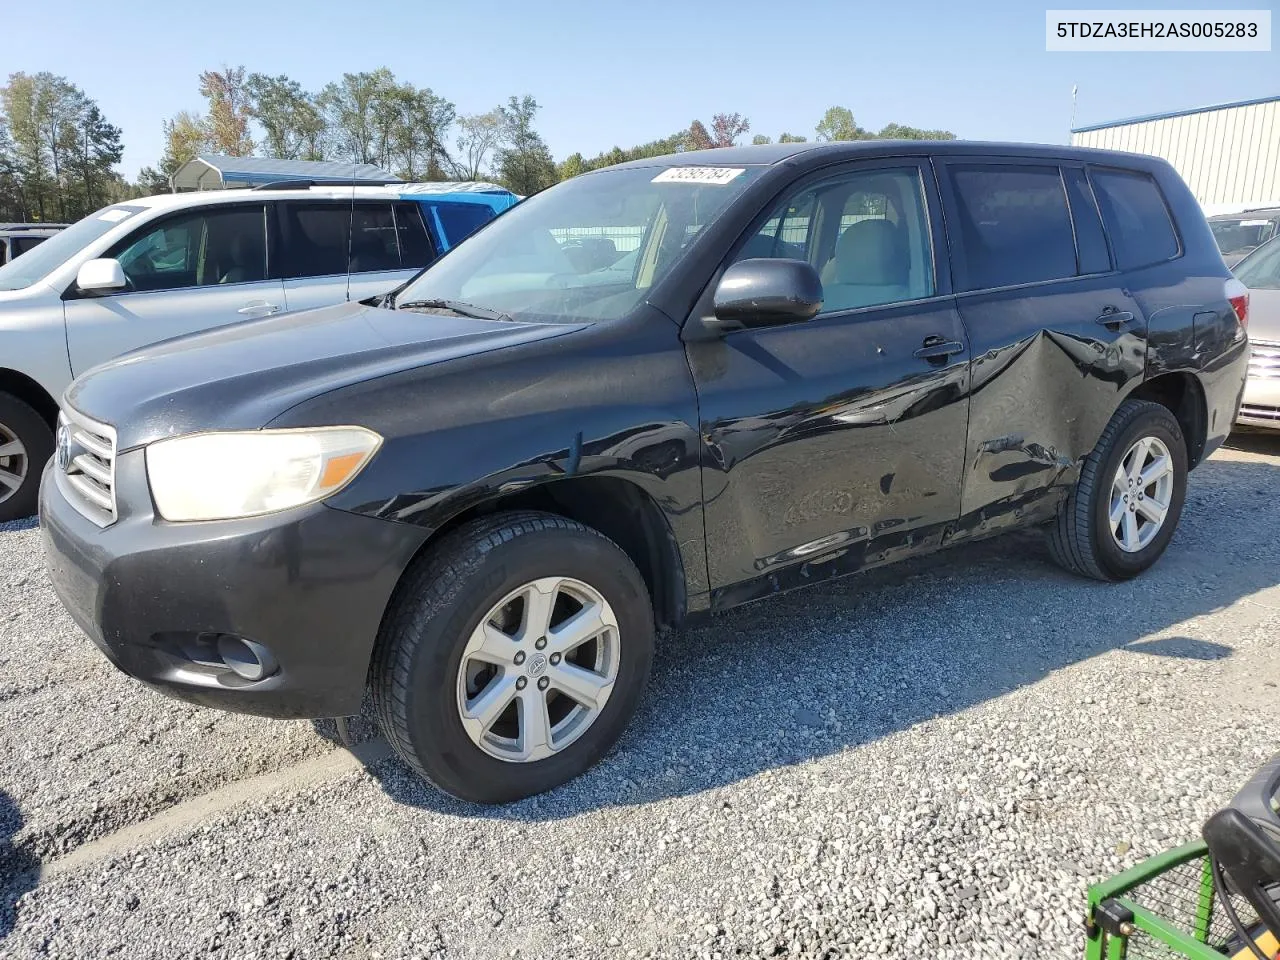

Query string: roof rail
[250,178,402,191]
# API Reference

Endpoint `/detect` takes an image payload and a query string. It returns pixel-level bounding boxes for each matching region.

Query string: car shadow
[0,788,37,940]
[330,452,1280,819]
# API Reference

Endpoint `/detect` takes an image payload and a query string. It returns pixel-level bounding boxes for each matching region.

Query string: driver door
[63,203,285,375]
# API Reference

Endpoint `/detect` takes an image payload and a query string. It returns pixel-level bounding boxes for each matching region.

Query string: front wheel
[1048,399,1188,581]
[0,393,54,524]
[370,511,655,804]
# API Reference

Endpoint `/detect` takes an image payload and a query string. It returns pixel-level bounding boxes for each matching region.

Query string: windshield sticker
[97,209,134,223]
[1239,219,1270,226]
[652,167,745,185]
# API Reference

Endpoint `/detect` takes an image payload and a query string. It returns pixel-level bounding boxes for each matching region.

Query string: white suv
[0,186,445,521]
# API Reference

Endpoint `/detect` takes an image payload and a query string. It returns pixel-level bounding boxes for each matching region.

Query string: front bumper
[39,449,429,719]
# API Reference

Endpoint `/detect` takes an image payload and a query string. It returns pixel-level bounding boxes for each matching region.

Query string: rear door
[277,200,434,311]
[935,157,1148,537]
[63,202,284,375]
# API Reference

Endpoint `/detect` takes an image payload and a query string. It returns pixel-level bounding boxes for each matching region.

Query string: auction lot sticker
[652,167,745,185]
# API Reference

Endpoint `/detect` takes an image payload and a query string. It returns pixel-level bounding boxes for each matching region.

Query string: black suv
[41,142,1249,803]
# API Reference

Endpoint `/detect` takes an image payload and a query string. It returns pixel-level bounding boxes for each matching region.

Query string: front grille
[1240,403,1280,421]
[1248,339,1280,380]
[56,408,117,526]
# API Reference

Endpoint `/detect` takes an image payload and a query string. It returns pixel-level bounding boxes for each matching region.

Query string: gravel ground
[3,436,1280,959]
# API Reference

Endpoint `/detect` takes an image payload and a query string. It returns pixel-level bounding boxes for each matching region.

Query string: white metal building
[1071,95,1280,215]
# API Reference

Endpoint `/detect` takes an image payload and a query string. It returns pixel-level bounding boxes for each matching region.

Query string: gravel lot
[3,436,1280,959]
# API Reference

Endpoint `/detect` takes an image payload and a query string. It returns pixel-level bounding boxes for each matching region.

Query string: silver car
[1235,234,1280,429]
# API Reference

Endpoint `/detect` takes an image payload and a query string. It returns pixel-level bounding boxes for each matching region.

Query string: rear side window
[430,202,495,248]
[281,201,403,279]
[1089,168,1179,269]
[1063,169,1112,275]
[947,165,1077,291]
[394,202,434,268]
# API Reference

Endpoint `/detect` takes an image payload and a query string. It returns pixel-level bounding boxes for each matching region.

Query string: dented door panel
[953,276,1147,535]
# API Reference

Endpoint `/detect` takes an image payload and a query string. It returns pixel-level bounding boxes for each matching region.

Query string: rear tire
[370,510,655,804]
[1048,399,1187,581]
[0,392,53,524]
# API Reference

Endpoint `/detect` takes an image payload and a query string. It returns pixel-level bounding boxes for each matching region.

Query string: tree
[684,120,713,151]
[709,112,750,147]
[875,122,956,141]
[159,110,207,183]
[494,95,557,196]
[318,69,394,165]
[387,85,456,180]
[778,132,808,143]
[245,73,325,160]
[751,134,772,145]
[815,106,870,142]
[0,72,127,220]
[199,66,254,156]
[455,110,503,181]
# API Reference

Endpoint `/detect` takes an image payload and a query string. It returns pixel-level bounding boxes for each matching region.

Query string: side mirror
[76,258,127,294]
[709,258,823,331]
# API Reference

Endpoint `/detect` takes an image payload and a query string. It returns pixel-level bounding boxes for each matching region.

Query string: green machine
[1085,755,1280,959]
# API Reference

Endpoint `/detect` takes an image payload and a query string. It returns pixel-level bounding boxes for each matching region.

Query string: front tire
[370,511,655,804]
[1048,399,1188,581]
[0,393,54,524]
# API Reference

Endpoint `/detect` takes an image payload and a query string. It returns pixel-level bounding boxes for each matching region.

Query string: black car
[41,141,1249,803]
[0,222,68,265]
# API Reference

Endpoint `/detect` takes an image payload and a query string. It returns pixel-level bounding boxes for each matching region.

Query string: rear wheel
[370,511,654,804]
[0,393,53,523]
[1048,399,1188,581]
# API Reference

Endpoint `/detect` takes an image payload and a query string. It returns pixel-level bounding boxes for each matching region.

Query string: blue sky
[6,0,1278,179]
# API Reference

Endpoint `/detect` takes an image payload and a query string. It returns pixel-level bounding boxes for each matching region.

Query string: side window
[947,164,1077,291]
[394,202,434,268]
[1062,168,1112,275]
[111,205,267,293]
[1236,237,1280,290]
[1089,168,1179,269]
[349,203,400,273]
[731,167,934,313]
[282,202,400,279]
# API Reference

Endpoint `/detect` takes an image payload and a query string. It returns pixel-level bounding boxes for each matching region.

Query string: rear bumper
[40,450,429,719]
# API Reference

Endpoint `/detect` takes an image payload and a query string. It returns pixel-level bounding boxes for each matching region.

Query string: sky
[5,0,1279,181]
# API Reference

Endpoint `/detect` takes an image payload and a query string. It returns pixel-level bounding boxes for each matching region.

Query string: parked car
[0,222,68,265]
[42,142,1248,803]
[1232,234,1280,429]
[1209,207,1280,267]
[0,183,513,521]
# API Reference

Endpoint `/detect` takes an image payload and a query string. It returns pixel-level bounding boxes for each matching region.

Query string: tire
[370,510,655,804]
[1048,399,1188,581]
[0,393,54,524]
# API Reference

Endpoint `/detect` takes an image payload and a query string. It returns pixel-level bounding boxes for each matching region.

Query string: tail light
[1227,277,1250,328]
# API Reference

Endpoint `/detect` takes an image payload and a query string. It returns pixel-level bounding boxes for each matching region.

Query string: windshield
[1210,217,1277,254]
[396,164,762,322]
[1237,236,1280,290]
[0,205,146,291]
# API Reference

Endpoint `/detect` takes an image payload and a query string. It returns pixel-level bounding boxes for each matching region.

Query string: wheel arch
[0,368,59,429]
[406,475,688,633]
[1125,372,1208,469]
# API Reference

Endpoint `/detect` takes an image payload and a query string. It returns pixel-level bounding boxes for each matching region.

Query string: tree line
[0,67,956,224]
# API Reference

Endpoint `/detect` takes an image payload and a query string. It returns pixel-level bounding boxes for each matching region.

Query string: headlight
[145,426,382,522]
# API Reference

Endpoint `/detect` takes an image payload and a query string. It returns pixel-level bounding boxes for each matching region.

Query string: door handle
[238,301,281,317]
[913,336,965,363]
[1095,307,1134,329]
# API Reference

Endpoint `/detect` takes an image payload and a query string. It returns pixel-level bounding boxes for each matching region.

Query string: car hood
[66,301,584,451]
[1247,288,1280,345]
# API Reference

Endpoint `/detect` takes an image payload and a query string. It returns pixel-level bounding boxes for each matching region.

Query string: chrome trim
[56,408,117,527]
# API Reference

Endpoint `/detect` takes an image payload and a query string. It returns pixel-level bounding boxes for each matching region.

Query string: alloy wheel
[455,576,620,763]
[1108,436,1174,553]
[0,421,27,505]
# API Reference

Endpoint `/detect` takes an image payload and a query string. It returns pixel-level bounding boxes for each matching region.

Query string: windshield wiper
[397,298,515,323]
